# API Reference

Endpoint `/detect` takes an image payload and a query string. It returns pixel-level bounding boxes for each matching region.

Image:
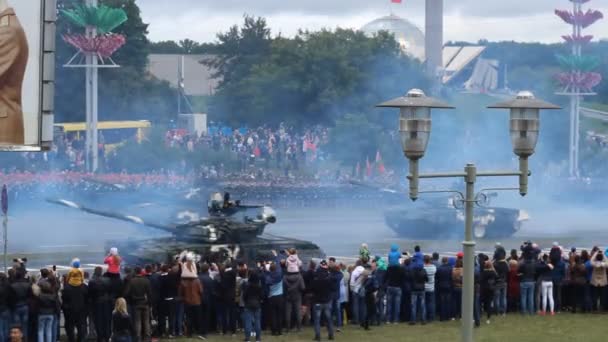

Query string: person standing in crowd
[349,260,365,325]
[327,258,343,332]
[9,268,30,341]
[242,271,263,342]
[400,258,413,323]
[10,325,24,342]
[570,255,588,313]
[198,264,214,338]
[111,298,134,342]
[372,256,387,326]
[62,266,88,342]
[104,248,121,277]
[507,260,520,313]
[422,255,436,322]
[87,267,112,342]
[179,261,204,340]
[493,251,509,316]
[589,250,608,311]
[312,260,334,340]
[385,256,405,324]
[538,254,555,316]
[0,273,10,342]
[218,262,237,336]
[518,255,537,315]
[264,251,284,336]
[284,260,305,333]
[410,261,428,325]
[36,281,58,342]
[159,265,180,337]
[550,243,565,312]
[124,266,152,342]
[480,261,497,324]
[362,267,379,331]
[451,258,463,320]
[435,257,452,322]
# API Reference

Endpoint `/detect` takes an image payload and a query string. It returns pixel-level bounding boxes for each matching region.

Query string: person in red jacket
[507,260,520,313]
[104,247,121,276]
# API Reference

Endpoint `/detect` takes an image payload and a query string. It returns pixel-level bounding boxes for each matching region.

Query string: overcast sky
[138,0,608,44]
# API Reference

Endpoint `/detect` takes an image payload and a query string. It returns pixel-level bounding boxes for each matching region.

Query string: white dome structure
[361,14,426,61]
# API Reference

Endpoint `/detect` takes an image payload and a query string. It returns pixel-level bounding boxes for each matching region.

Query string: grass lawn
[179,314,607,342]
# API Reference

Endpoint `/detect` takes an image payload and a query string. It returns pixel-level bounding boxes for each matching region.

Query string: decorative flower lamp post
[378,89,559,342]
[555,0,603,177]
[62,1,127,172]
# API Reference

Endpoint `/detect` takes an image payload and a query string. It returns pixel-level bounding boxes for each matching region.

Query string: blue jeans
[375,291,386,324]
[474,292,480,324]
[331,298,342,328]
[242,308,261,342]
[438,289,451,321]
[13,305,28,340]
[410,291,426,323]
[112,336,132,342]
[173,299,184,336]
[452,288,462,319]
[38,314,54,342]
[313,302,334,338]
[350,291,358,324]
[425,291,436,321]
[386,287,402,323]
[494,287,507,314]
[353,294,366,325]
[0,309,10,342]
[520,282,536,315]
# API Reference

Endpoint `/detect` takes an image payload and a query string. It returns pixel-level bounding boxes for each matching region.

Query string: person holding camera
[589,250,608,312]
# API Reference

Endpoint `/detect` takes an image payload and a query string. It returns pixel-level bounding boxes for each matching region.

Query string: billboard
[0,0,55,151]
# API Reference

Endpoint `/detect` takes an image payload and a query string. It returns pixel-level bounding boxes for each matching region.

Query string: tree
[179,39,200,54]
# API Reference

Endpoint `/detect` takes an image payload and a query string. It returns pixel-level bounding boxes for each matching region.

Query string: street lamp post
[378,89,560,342]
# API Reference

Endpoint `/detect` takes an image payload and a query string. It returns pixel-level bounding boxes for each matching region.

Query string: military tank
[48,192,326,265]
[350,181,529,240]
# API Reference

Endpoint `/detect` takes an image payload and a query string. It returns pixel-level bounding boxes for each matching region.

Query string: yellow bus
[54,120,151,152]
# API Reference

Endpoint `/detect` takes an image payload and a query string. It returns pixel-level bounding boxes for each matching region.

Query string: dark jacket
[386,265,405,288]
[0,281,9,312]
[402,265,413,293]
[551,261,566,284]
[411,266,428,292]
[330,269,343,300]
[518,261,537,283]
[537,262,553,282]
[112,312,134,337]
[243,280,263,310]
[493,260,509,288]
[62,284,88,313]
[435,264,453,291]
[124,275,152,307]
[159,272,179,300]
[88,276,112,304]
[480,269,497,293]
[219,269,237,303]
[37,293,59,315]
[9,279,31,307]
[570,263,587,286]
[198,272,215,304]
[312,268,333,304]
[283,272,305,302]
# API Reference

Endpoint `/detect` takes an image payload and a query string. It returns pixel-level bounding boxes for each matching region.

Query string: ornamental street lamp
[378,89,559,342]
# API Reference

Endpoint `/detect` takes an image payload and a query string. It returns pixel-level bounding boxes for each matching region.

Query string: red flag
[376,150,386,174]
[366,157,372,177]
[391,0,402,3]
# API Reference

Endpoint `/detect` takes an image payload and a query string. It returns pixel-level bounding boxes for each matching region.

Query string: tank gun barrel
[46,198,176,233]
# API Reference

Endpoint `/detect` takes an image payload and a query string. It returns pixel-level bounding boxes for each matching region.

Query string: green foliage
[150,40,220,54]
[208,17,429,127]
[61,4,127,34]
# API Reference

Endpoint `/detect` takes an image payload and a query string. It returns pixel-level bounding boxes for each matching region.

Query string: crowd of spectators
[2,240,608,342]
